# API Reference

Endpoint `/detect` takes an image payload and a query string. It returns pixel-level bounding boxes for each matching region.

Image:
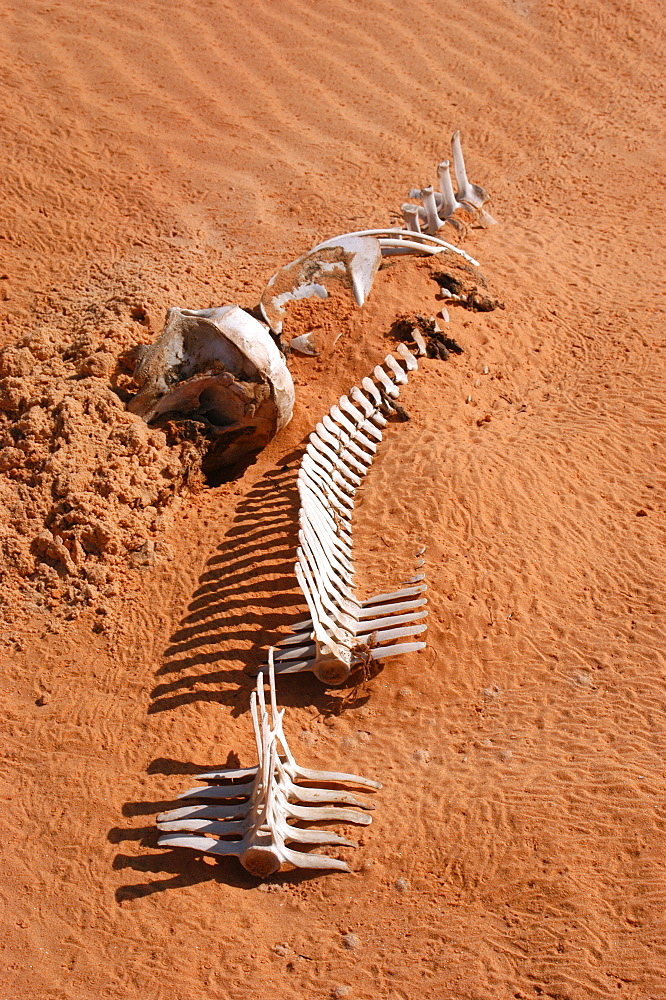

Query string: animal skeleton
[157,652,379,877]
[265,342,428,686]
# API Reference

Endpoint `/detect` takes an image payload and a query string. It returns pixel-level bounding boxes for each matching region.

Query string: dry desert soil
[0,1,665,999]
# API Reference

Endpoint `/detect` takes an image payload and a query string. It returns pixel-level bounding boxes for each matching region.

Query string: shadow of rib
[149,454,310,717]
[115,451,375,902]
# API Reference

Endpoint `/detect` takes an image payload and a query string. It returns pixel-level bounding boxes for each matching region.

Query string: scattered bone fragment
[289,332,319,356]
[390,312,465,361]
[260,236,382,334]
[157,652,379,877]
[431,261,504,312]
[128,306,294,470]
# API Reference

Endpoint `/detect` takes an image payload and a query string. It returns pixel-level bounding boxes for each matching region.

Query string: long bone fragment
[255,349,428,685]
[158,653,378,877]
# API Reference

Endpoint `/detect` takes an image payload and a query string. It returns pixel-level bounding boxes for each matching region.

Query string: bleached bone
[401,204,422,233]
[312,230,479,267]
[410,327,428,355]
[128,306,295,470]
[420,186,446,235]
[402,134,496,236]
[260,235,382,334]
[451,129,489,209]
[158,653,379,877]
[437,160,471,223]
[450,131,496,227]
[395,343,418,370]
[253,349,428,686]
[290,332,319,356]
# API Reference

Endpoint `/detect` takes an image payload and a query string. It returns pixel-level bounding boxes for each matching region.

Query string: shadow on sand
[114,450,375,897]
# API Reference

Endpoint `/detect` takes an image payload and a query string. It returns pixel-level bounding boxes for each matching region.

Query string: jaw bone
[157,652,379,877]
[251,342,428,686]
[128,306,295,470]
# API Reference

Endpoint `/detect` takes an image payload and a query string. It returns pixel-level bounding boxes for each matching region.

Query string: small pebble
[273,942,288,957]
[636,509,647,516]
[394,877,410,894]
[332,987,352,998]
[342,933,360,950]
[412,749,431,763]
[35,692,51,706]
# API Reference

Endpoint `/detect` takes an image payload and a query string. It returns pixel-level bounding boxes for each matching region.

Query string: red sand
[0,2,664,998]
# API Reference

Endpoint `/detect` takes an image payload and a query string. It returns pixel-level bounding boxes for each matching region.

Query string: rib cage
[270,342,428,685]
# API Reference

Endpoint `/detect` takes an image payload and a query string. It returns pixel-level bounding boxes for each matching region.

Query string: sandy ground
[1,1,665,998]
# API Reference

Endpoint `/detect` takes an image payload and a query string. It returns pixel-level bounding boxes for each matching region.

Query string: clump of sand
[0,295,204,616]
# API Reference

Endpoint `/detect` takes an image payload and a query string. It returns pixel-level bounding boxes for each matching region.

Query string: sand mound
[0,287,204,616]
